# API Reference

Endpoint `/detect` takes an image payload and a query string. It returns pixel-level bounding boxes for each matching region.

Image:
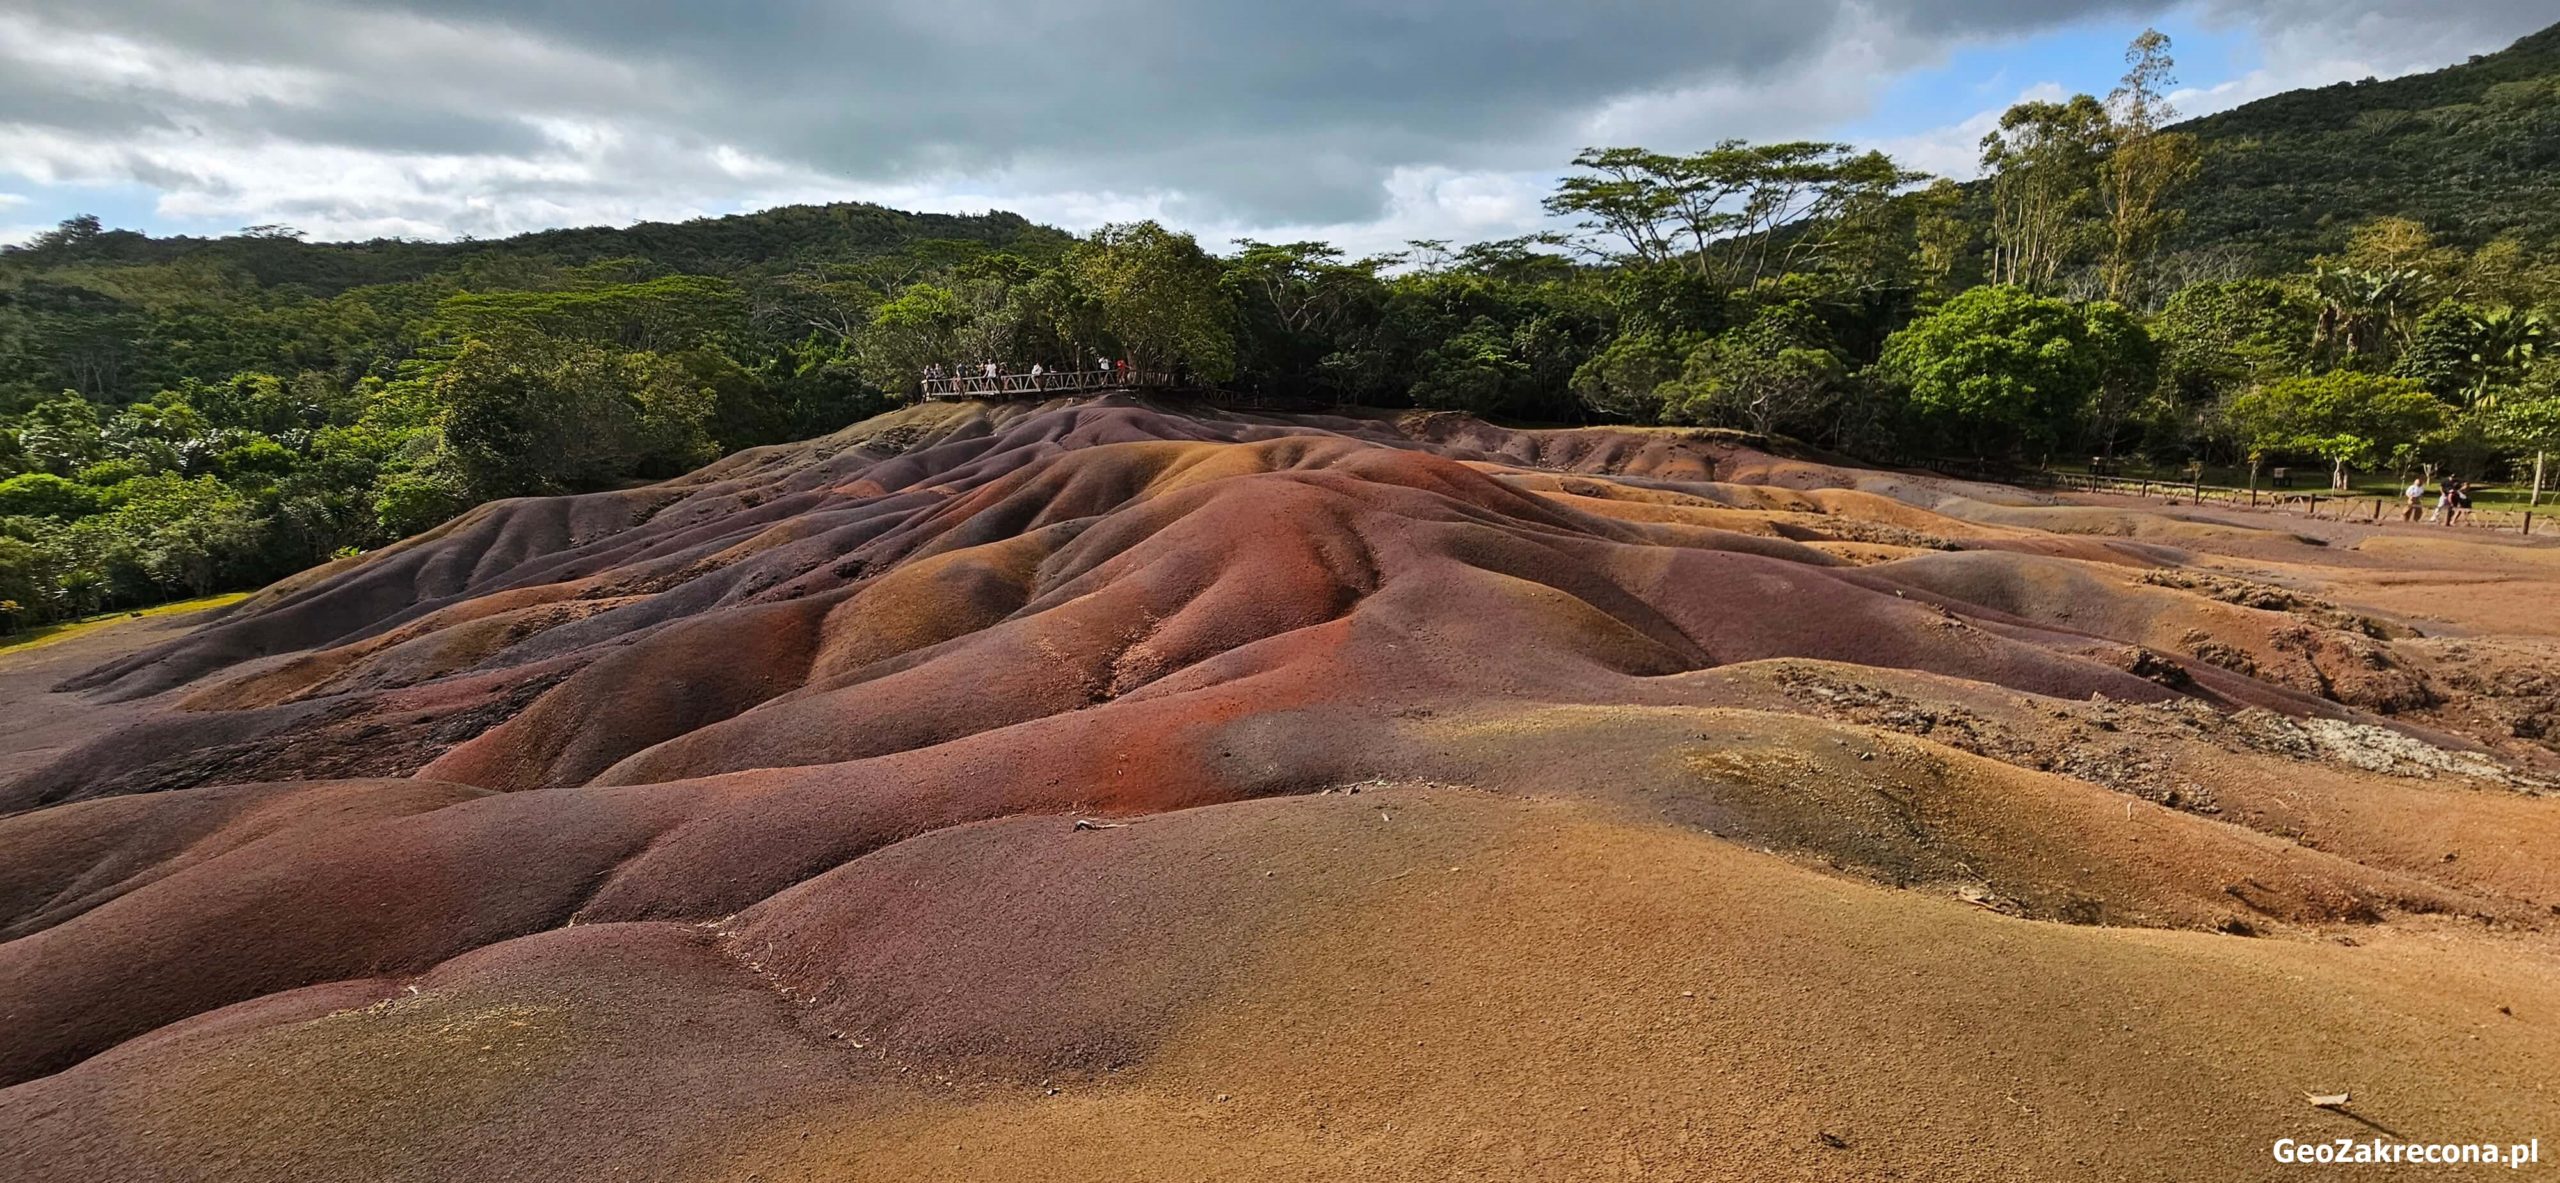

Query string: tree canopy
[6,24,2560,632]
[2227,372,2448,487]
[1876,285,2153,453]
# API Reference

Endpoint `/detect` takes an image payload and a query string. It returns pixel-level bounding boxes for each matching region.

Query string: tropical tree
[10,392,106,476]
[431,275,750,356]
[2488,396,2560,469]
[2075,300,2163,461]
[0,473,105,520]
[2154,279,2316,406]
[2469,306,2551,408]
[0,531,69,626]
[62,473,266,601]
[1073,221,1235,381]
[2337,216,2466,291]
[1875,285,2120,454]
[1658,306,1843,437]
[1543,148,1678,267]
[434,331,717,499]
[2226,372,2447,490]
[1571,331,1693,422]
[102,392,213,475]
[1980,96,2110,292]
[853,284,969,396]
[1909,179,1983,297]
[2310,264,2427,365]
[2486,361,2560,463]
[1547,142,1922,287]
[1407,318,1526,414]
[2097,30,2202,305]
[2395,303,2550,407]
[1222,241,1391,400]
[2395,301,2490,400]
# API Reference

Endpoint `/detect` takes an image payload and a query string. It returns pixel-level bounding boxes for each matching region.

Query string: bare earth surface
[3,396,2556,1181]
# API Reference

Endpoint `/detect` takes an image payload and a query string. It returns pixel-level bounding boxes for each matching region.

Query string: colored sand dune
[4,397,2558,1180]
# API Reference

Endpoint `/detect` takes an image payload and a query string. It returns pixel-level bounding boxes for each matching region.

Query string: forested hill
[0,202,1081,626]
[2171,20,2560,265]
[1,202,1072,296]
[9,24,2560,635]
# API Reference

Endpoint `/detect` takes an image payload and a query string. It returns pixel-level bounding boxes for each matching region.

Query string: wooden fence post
[2531,452,2546,535]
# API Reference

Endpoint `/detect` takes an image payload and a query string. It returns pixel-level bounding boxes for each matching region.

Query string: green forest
[5,24,2560,632]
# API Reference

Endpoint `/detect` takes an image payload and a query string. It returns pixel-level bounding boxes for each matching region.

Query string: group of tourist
[921,357,1132,387]
[2402,476,2476,525]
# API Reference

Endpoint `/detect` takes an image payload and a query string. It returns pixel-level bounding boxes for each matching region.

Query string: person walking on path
[2403,476,2427,522]
[2432,479,2456,525]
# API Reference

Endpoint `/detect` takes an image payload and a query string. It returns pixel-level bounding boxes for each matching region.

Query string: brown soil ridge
[3,395,2557,1181]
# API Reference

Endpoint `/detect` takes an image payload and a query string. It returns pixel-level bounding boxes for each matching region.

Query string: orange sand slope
[3,396,2556,1181]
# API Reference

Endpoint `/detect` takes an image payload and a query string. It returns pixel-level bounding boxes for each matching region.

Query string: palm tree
[2463,306,2550,409]
[2311,264,2425,364]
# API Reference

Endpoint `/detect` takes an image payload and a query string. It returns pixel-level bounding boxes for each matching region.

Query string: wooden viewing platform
[921,368,1177,400]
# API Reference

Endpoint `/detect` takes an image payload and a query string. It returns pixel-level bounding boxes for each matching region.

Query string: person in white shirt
[2404,477,2427,522]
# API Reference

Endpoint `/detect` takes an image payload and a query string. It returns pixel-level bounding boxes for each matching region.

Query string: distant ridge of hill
[2170,20,2560,265]
[1,202,1075,295]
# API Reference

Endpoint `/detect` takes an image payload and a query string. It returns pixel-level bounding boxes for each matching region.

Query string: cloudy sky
[0,0,2552,253]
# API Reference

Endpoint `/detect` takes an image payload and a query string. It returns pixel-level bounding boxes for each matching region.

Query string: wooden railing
[1926,462,2547,536]
[920,369,1175,400]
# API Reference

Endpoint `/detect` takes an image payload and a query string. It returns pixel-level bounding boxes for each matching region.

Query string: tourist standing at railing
[2403,476,2426,522]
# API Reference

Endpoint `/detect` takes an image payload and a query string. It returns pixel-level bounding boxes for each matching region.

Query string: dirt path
[0,607,229,788]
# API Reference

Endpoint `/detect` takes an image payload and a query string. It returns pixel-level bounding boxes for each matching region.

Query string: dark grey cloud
[1,0,2551,242]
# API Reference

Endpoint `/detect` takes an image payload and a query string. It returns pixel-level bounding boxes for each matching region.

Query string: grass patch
[0,592,251,656]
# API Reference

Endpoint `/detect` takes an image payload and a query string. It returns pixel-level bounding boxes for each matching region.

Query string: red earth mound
[4,396,2558,1180]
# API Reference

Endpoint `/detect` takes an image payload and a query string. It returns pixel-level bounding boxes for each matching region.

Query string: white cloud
[1193,166,1556,257]
[0,0,2550,246]
[1871,81,2070,182]
[0,0,2139,242]
[2169,4,2502,121]
[0,193,35,245]
[1577,15,1915,150]
[0,10,323,108]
